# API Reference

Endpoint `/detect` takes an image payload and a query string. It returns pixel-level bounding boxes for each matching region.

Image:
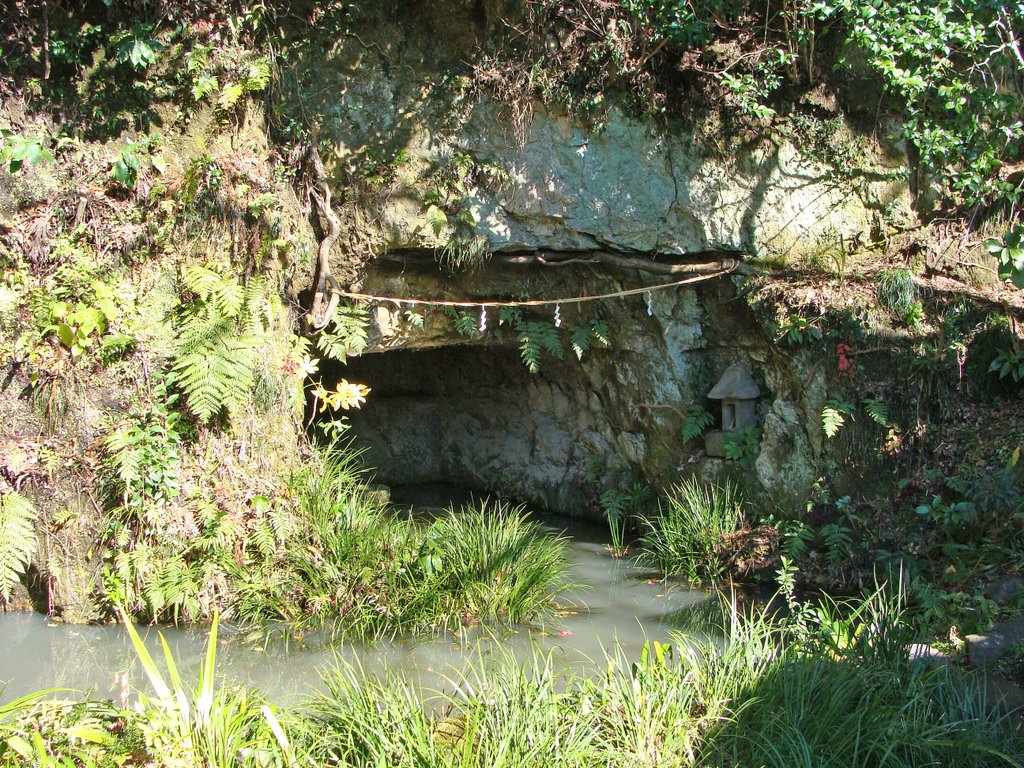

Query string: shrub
[639,478,745,581]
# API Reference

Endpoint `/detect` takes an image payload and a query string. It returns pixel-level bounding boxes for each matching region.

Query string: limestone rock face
[333,99,903,262]
[301,35,910,267]
[464,107,892,258]
[755,399,817,511]
[293,27,908,516]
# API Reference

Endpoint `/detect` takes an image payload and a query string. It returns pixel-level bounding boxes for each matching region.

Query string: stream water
[0,486,713,705]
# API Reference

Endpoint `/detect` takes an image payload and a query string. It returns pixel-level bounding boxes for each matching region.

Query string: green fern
[0,491,37,602]
[191,73,219,101]
[570,323,592,360]
[820,523,853,569]
[172,266,265,423]
[569,317,609,360]
[681,405,714,443]
[863,398,890,427]
[241,59,271,93]
[181,264,244,316]
[821,397,855,439]
[517,321,563,373]
[316,304,370,363]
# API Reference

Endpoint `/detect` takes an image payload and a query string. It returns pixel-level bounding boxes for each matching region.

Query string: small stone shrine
[704,363,760,458]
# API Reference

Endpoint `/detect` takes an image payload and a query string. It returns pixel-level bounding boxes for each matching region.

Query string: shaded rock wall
[329,260,826,518]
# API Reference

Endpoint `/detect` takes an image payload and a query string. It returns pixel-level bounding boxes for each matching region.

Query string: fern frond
[242,59,272,92]
[317,304,370,362]
[103,427,141,490]
[218,82,245,111]
[240,276,269,335]
[181,265,243,318]
[822,406,846,439]
[863,398,890,427]
[570,322,591,360]
[518,321,562,372]
[191,73,219,101]
[518,327,542,373]
[173,270,260,423]
[251,522,276,559]
[0,492,37,602]
[681,406,714,442]
[588,318,610,347]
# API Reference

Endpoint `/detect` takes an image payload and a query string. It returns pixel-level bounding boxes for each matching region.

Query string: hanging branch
[302,145,342,330]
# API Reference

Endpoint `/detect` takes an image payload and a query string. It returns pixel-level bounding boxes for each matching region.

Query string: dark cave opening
[330,343,608,516]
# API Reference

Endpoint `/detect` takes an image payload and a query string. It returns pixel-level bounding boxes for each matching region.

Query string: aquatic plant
[414,500,569,627]
[639,478,745,582]
[121,611,294,768]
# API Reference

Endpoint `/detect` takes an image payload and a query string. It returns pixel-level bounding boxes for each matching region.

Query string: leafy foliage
[990,348,1024,383]
[0,491,37,602]
[316,303,369,363]
[171,265,268,423]
[496,307,608,372]
[112,24,161,70]
[779,313,823,345]
[0,130,54,172]
[445,307,480,339]
[517,321,563,374]
[986,226,1024,289]
[101,376,182,519]
[723,425,760,466]
[569,318,610,360]
[822,397,855,438]
[232,449,569,637]
[599,482,654,556]
[681,404,714,443]
[863,398,890,427]
[821,0,1024,208]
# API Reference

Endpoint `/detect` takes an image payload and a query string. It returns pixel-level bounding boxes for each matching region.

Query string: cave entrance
[331,343,604,516]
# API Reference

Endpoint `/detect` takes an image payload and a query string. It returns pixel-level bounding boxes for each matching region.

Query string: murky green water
[0,488,713,704]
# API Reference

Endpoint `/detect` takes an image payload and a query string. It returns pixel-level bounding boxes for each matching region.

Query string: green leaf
[822,406,845,438]
[681,405,714,442]
[56,323,75,348]
[425,204,448,237]
[863,398,889,427]
[0,491,38,602]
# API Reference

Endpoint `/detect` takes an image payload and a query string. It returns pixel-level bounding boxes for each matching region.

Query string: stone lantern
[704,364,760,457]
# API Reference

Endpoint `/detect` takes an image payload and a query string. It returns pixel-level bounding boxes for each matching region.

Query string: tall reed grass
[231,446,570,638]
[639,477,745,581]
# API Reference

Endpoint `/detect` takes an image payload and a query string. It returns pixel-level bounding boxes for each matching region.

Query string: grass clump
[639,478,745,581]
[304,657,597,768]
[877,268,921,323]
[231,446,569,638]
[698,590,1022,767]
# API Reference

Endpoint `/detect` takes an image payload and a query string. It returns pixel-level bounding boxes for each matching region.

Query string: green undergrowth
[639,478,745,583]
[103,442,569,639]
[232,445,570,637]
[2,588,1020,767]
